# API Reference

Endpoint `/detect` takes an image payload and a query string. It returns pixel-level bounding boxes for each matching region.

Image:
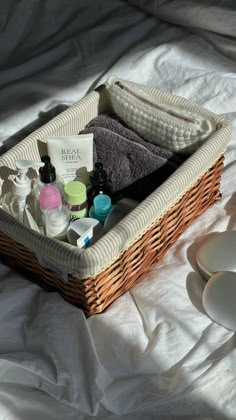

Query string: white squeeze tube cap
[13,160,45,222]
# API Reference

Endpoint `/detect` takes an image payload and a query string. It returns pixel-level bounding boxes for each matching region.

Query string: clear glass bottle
[33,155,64,198]
[32,155,64,225]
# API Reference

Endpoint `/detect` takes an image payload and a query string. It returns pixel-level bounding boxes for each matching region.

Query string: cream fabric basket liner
[0,78,231,279]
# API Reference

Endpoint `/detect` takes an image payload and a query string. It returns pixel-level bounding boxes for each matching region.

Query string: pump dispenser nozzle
[13,160,44,222]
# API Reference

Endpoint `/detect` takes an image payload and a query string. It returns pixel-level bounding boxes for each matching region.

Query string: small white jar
[45,206,70,241]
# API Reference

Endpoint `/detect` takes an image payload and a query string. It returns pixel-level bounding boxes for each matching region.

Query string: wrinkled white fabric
[1,1,236,419]
[129,0,236,38]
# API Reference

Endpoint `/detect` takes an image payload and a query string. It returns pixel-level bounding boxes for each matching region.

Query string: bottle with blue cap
[89,194,112,224]
[87,162,110,208]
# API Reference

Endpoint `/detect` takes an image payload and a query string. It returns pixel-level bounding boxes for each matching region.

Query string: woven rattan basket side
[0,155,224,316]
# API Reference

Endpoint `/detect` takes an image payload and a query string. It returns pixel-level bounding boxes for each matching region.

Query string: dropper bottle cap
[39,155,56,184]
[90,162,107,187]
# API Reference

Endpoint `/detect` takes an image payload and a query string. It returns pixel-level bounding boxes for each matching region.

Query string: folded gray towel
[81,113,184,195]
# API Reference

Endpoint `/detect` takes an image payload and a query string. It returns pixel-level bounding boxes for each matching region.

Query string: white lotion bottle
[3,160,44,223]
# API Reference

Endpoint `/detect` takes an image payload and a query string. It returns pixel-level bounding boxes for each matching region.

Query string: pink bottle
[39,185,62,231]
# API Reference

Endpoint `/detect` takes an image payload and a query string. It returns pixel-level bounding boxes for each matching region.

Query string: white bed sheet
[1,2,236,419]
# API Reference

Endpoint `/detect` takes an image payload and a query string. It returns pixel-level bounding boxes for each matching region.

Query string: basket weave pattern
[0,155,224,316]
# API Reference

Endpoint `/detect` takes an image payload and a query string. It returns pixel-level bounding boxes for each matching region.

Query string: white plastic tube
[47,134,93,185]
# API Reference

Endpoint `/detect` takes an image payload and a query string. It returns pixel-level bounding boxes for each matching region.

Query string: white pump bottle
[11,160,44,222]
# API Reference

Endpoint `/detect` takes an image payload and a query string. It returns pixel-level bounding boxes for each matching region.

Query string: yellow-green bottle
[63,181,87,220]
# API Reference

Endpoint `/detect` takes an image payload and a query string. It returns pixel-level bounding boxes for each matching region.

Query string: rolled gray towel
[81,113,184,194]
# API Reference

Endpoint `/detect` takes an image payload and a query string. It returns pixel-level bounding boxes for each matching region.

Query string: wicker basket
[0,80,231,316]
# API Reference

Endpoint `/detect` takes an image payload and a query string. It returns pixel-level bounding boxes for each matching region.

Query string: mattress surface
[0,1,236,418]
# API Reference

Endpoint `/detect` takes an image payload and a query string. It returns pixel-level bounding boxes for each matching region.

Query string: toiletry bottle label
[65,201,87,220]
